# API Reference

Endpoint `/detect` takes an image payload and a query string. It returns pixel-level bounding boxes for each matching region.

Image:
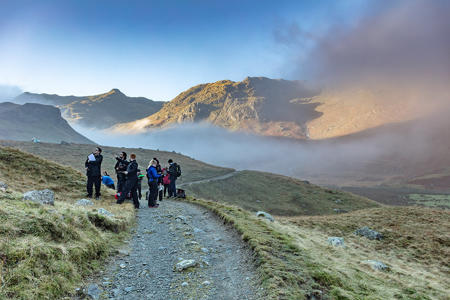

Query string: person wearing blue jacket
[102,172,115,190]
[147,159,161,208]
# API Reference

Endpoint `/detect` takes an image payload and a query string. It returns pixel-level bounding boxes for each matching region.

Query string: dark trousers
[87,175,101,197]
[118,179,139,208]
[148,181,158,207]
[164,184,169,197]
[106,183,115,190]
[137,180,142,199]
[117,175,126,193]
[169,177,177,197]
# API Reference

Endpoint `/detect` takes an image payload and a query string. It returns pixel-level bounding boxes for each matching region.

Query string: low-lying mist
[73,116,449,186]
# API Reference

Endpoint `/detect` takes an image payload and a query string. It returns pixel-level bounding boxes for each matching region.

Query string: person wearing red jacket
[162,168,171,198]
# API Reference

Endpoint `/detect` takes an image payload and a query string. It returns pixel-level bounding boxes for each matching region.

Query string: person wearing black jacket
[168,159,178,197]
[117,153,140,209]
[153,157,164,201]
[85,147,103,200]
[114,152,128,194]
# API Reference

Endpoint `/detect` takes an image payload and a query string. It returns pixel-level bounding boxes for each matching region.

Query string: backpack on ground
[176,188,186,198]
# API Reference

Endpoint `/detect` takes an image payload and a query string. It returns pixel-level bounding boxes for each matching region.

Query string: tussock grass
[182,197,449,299]
[0,147,135,299]
[184,170,379,216]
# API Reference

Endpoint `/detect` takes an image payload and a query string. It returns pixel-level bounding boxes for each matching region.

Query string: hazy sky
[0,0,370,100]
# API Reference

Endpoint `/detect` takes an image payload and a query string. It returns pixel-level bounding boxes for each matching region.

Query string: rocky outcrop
[23,189,55,205]
[113,77,320,139]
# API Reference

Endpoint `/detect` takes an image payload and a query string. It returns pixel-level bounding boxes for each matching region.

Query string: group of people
[84,147,181,209]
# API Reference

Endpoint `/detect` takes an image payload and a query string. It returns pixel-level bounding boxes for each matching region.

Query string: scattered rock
[97,208,114,217]
[327,237,345,247]
[256,211,274,222]
[175,215,187,223]
[75,198,94,206]
[355,226,383,240]
[60,140,70,145]
[111,288,120,297]
[309,289,323,300]
[201,248,209,253]
[124,287,133,293]
[0,181,7,191]
[120,263,126,269]
[175,259,197,271]
[86,283,102,300]
[181,282,189,287]
[334,199,342,204]
[333,208,348,213]
[23,189,54,205]
[361,260,389,271]
[202,280,211,286]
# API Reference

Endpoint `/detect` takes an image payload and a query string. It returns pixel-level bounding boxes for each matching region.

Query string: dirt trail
[177,171,239,188]
[82,198,261,300]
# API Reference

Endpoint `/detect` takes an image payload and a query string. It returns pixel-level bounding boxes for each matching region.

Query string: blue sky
[0,0,371,100]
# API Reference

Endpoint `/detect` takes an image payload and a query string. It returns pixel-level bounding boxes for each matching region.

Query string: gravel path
[81,198,261,300]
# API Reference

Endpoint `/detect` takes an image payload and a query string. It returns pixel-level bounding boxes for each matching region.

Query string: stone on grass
[86,283,102,300]
[355,226,383,240]
[97,208,114,217]
[201,247,209,253]
[361,260,389,271]
[0,181,7,192]
[327,237,345,247]
[181,282,188,287]
[202,280,211,286]
[256,211,274,222]
[23,189,54,205]
[175,259,197,271]
[124,287,133,293]
[333,208,348,213]
[76,198,94,206]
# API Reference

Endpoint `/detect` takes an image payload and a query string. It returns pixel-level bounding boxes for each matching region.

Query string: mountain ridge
[15,89,164,129]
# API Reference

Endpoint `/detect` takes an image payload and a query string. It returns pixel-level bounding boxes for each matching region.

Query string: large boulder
[256,211,274,222]
[23,189,54,205]
[361,260,389,271]
[355,226,383,240]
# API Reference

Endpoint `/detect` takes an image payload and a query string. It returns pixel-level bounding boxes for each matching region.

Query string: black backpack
[175,163,182,177]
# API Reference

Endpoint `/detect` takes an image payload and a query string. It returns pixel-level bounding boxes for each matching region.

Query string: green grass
[184,170,379,216]
[0,147,135,299]
[408,194,450,209]
[0,140,234,183]
[182,197,449,299]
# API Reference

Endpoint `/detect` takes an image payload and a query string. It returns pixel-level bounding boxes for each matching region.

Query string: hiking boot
[95,196,100,200]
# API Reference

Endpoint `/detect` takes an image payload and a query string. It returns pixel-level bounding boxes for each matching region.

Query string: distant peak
[109,88,123,94]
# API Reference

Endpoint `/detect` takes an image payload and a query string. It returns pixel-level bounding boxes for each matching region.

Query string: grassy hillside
[184,170,379,216]
[184,197,449,299]
[0,140,233,183]
[0,147,135,299]
[0,102,94,144]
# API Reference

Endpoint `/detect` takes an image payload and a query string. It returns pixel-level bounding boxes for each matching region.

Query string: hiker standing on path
[115,152,128,195]
[154,158,164,202]
[147,159,161,207]
[167,159,180,197]
[117,153,140,209]
[162,168,170,198]
[137,169,144,200]
[85,147,103,200]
